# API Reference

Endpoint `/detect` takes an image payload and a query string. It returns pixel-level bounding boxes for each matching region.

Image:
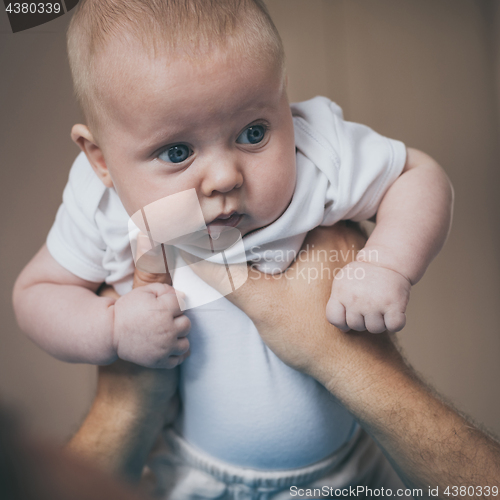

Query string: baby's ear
[71,124,114,188]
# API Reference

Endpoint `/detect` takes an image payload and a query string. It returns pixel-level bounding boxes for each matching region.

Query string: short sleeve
[292,96,407,223]
[46,153,109,282]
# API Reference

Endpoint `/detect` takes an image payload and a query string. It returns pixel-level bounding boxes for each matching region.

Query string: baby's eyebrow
[138,128,190,155]
[136,102,276,156]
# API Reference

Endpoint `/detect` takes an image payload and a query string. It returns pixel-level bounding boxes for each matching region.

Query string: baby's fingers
[142,282,174,298]
[157,290,185,317]
[346,310,366,332]
[364,313,386,334]
[326,299,349,332]
[173,315,191,335]
[171,337,190,357]
[384,311,406,333]
[162,350,191,369]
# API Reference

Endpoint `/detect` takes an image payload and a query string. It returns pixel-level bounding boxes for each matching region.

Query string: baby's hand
[326,261,410,333]
[112,283,190,368]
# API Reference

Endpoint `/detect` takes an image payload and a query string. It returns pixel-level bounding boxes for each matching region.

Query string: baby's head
[68,0,296,237]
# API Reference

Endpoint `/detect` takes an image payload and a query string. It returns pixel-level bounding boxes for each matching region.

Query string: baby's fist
[326,261,410,333]
[112,283,190,368]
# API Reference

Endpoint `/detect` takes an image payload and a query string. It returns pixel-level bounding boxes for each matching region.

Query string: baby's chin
[170,214,267,254]
[243,197,294,237]
[172,226,242,252]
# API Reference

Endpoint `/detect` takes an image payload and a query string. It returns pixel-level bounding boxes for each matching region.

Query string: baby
[13,0,453,496]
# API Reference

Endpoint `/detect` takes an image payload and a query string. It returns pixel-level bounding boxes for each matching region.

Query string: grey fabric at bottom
[141,427,406,500]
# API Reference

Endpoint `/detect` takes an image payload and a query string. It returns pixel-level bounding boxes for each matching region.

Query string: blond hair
[67,0,285,135]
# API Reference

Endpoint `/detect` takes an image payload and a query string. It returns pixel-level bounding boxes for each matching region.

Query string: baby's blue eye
[236,125,267,145]
[159,144,192,163]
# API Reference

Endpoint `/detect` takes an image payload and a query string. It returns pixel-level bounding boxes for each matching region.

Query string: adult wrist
[321,331,405,409]
[97,362,177,418]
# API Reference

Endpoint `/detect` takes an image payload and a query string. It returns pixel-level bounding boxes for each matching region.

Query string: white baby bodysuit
[47,96,406,469]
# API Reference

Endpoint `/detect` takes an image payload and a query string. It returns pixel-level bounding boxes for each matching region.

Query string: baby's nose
[200,158,244,196]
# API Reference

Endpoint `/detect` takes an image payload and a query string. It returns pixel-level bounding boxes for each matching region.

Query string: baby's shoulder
[291,96,344,169]
[291,96,344,122]
[64,152,109,220]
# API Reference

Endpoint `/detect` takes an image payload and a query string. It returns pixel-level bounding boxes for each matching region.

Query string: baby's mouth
[206,213,242,240]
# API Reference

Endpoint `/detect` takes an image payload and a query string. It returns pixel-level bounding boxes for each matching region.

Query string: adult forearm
[67,362,177,481]
[322,332,500,495]
[13,283,117,364]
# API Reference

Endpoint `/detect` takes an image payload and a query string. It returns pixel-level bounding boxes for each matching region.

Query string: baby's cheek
[256,178,293,223]
[247,147,296,224]
[275,163,296,209]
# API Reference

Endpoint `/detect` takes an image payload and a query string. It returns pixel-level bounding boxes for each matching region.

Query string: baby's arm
[12,244,190,367]
[327,147,454,333]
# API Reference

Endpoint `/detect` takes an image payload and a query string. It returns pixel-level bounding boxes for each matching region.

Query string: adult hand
[183,222,401,391]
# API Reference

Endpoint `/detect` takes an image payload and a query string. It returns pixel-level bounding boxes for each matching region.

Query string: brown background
[1,0,499,442]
